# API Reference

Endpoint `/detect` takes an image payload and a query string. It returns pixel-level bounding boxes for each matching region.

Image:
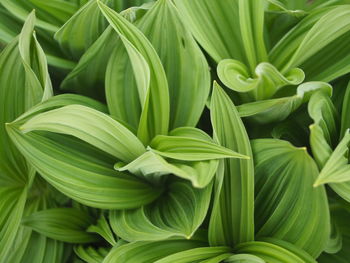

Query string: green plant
[1,0,350,262]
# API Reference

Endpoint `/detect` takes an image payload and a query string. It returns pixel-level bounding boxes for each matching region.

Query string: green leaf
[22,208,99,243]
[99,0,170,145]
[237,81,331,124]
[315,131,350,186]
[54,0,108,59]
[235,240,317,263]
[137,0,210,129]
[87,214,116,246]
[238,0,267,71]
[208,83,254,246]
[217,60,304,101]
[155,247,231,263]
[102,240,206,263]
[252,139,330,257]
[341,80,350,136]
[20,104,146,163]
[6,124,161,209]
[173,0,244,63]
[149,134,248,161]
[75,245,110,263]
[225,254,265,263]
[109,179,212,241]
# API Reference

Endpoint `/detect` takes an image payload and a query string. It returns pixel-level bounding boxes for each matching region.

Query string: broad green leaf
[109,179,212,241]
[75,245,110,263]
[308,90,339,167]
[315,131,350,186]
[6,124,161,209]
[55,0,108,59]
[224,254,265,263]
[237,81,331,124]
[149,134,248,161]
[20,105,146,163]
[136,0,210,128]
[217,60,304,101]
[22,208,99,243]
[102,240,206,263]
[252,139,330,257]
[271,6,350,82]
[238,0,267,71]
[209,83,254,247]
[173,0,244,63]
[116,150,218,188]
[116,127,220,188]
[235,241,316,263]
[87,215,116,246]
[155,247,231,263]
[99,0,169,145]
[341,80,350,136]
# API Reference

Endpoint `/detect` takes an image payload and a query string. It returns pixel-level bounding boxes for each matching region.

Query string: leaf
[136,0,210,128]
[102,240,206,263]
[154,247,231,263]
[252,139,330,257]
[341,80,350,136]
[271,6,350,82]
[109,179,212,241]
[225,254,265,263]
[6,124,161,209]
[54,0,108,59]
[99,0,169,145]
[235,240,317,263]
[173,0,244,63]
[237,81,331,124]
[208,83,254,246]
[149,134,248,161]
[314,131,350,186]
[87,214,116,246]
[238,0,267,71]
[20,104,146,163]
[217,60,304,101]
[75,245,110,263]
[22,208,99,243]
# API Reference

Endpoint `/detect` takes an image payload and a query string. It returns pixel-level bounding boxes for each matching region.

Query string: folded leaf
[110,179,212,241]
[99,1,169,144]
[155,247,231,263]
[252,139,330,257]
[209,83,254,247]
[102,240,206,263]
[7,125,161,209]
[20,104,146,163]
[22,208,99,243]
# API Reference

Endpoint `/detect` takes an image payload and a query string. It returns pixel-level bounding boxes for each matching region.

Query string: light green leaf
[87,215,116,246]
[173,0,244,63]
[237,81,332,124]
[235,241,317,263]
[149,134,248,161]
[208,83,254,247]
[155,247,231,263]
[218,60,304,101]
[252,139,330,257]
[99,0,169,145]
[22,208,99,243]
[136,0,210,128]
[55,0,108,59]
[102,240,206,263]
[341,80,350,136]
[224,254,265,263]
[6,124,161,209]
[75,245,110,263]
[315,131,350,186]
[20,104,146,163]
[109,179,212,241]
